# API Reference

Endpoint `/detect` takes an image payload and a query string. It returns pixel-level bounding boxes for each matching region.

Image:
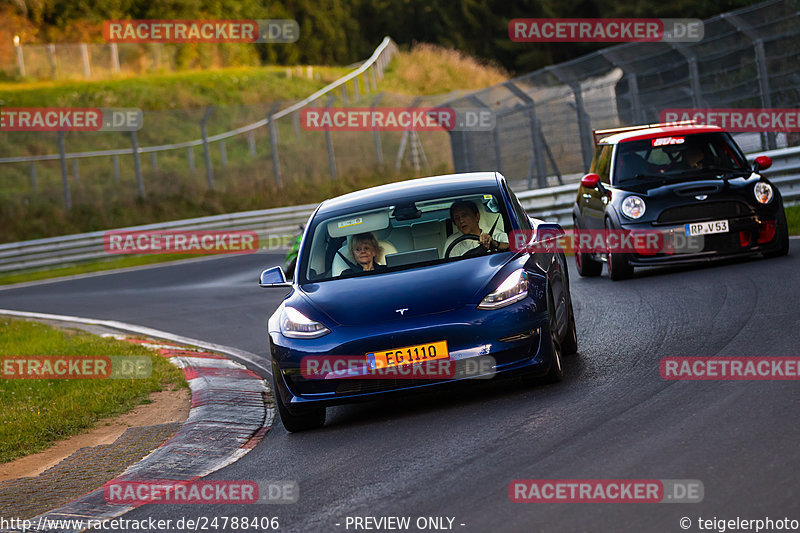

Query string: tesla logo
[395,308,409,316]
[695,195,708,200]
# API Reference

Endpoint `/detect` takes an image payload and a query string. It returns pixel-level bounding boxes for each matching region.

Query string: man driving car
[447,200,509,257]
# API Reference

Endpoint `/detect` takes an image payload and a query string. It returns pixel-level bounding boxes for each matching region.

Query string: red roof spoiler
[593,120,697,145]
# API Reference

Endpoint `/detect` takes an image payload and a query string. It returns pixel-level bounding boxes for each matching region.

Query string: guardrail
[1,146,798,273]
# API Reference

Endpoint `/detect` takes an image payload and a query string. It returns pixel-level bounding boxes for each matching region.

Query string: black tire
[574,220,602,277]
[764,207,790,258]
[606,219,634,281]
[560,298,578,356]
[524,292,564,385]
[274,382,326,433]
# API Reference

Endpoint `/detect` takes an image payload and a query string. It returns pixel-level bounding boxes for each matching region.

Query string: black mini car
[572,122,789,280]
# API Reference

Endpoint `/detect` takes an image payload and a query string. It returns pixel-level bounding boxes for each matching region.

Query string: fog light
[757,220,777,244]
[739,230,751,247]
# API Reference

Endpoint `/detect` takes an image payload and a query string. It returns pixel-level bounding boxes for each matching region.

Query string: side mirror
[259,266,292,288]
[753,155,772,172]
[581,173,601,188]
[535,223,566,244]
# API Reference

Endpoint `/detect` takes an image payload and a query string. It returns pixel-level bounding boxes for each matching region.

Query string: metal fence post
[548,66,594,171]
[670,44,702,109]
[201,107,215,190]
[721,13,777,150]
[30,163,37,193]
[268,101,282,186]
[110,43,120,74]
[48,44,57,78]
[80,43,91,79]
[220,140,227,168]
[130,131,145,198]
[112,154,120,182]
[15,41,25,77]
[600,50,644,124]
[57,131,71,208]
[248,131,256,157]
[325,95,337,179]
[469,96,502,174]
[504,82,547,188]
[371,93,384,165]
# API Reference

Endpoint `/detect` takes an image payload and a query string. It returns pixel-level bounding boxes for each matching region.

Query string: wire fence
[444,0,800,189]
[0,37,462,210]
[1,41,262,80]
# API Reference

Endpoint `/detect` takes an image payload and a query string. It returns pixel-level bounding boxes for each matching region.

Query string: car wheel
[540,292,565,384]
[560,298,578,356]
[764,207,790,258]
[574,221,602,277]
[606,219,634,281]
[273,381,326,432]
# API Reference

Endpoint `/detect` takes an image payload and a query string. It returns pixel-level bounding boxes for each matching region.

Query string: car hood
[296,255,512,327]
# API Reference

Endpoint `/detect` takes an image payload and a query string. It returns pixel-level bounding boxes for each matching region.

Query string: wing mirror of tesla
[535,223,565,242]
[259,266,292,288]
[753,155,772,173]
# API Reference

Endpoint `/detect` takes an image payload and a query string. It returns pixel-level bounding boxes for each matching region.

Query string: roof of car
[599,124,724,145]
[316,172,503,215]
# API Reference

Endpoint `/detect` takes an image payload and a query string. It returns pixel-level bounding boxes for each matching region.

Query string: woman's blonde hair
[349,232,382,259]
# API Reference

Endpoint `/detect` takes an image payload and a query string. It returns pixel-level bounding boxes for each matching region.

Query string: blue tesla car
[259,172,577,431]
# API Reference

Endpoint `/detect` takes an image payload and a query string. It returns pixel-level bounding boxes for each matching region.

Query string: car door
[581,144,612,230]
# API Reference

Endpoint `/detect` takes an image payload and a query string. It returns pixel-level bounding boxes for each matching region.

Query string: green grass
[786,204,800,235]
[0,318,187,463]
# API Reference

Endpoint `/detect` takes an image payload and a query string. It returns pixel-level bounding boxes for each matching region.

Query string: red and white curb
[0,310,274,533]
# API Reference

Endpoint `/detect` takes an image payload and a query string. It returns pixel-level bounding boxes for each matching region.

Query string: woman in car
[342,232,388,274]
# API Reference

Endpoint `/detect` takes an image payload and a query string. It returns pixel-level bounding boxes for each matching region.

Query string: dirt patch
[0,388,190,482]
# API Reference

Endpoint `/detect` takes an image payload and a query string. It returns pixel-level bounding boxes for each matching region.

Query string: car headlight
[478,269,528,310]
[621,195,646,219]
[754,182,773,204]
[280,306,330,339]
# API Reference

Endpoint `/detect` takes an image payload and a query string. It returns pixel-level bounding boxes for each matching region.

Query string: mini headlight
[478,269,528,310]
[621,195,646,219]
[754,182,773,204]
[280,306,330,339]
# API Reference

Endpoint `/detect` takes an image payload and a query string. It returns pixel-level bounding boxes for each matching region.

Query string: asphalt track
[1,245,799,533]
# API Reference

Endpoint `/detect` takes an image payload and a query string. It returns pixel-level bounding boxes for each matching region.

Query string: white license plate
[684,220,729,236]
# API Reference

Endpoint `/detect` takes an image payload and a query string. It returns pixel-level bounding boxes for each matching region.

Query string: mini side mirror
[581,173,601,188]
[753,155,772,172]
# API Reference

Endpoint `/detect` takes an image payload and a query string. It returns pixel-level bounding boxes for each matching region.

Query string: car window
[300,193,512,283]
[613,132,750,186]
[591,145,612,184]
[503,183,531,231]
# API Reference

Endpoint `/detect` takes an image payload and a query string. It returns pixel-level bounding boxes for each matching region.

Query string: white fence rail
[1,146,798,273]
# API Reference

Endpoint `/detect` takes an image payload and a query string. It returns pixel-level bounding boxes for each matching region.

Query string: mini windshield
[614,132,750,187]
[300,193,511,283]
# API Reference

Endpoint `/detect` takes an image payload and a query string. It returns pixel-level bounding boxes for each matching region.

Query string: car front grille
[657,201,753,224]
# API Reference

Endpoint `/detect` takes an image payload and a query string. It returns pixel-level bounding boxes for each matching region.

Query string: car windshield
[300,192,511,283]
[613,132,750,187]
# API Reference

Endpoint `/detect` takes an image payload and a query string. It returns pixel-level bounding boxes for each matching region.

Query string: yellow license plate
[367,341,449,370]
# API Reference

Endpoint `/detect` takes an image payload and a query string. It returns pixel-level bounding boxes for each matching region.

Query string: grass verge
[786,204,800,235]
[0,318,187,463]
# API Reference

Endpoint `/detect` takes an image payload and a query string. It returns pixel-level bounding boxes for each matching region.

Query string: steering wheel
[445,234,487,259]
